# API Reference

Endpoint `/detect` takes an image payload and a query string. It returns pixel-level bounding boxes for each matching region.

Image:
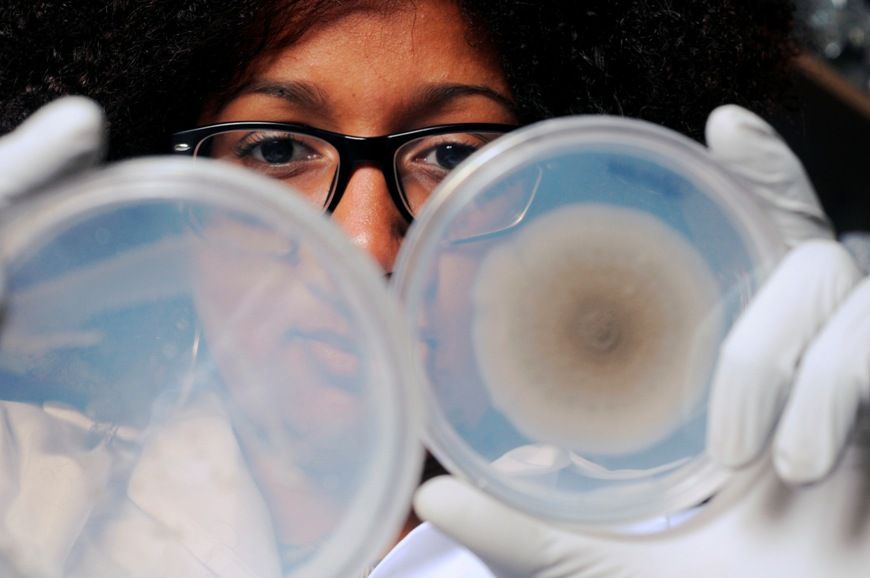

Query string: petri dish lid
[0,157,422,577]
[393,116,785,527]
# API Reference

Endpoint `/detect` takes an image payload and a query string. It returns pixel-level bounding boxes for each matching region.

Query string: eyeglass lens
[194,130,505,216]
[197,130,340,208]
[393,132,503,214]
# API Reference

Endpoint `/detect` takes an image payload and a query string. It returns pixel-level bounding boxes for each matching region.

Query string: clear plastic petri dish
[0,157,422,577]
[392,116,785,528]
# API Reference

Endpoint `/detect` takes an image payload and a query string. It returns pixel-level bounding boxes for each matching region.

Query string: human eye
[418,140,476,171]
[396,131,505,214]
[234,130,323,172]
[410,133,495,173]
[399,132,504,186]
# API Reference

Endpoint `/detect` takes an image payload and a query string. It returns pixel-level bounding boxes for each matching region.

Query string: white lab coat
[0,392,485,578]
[0,395,283,578]
[370,523,494,578]
[0,394,492,578]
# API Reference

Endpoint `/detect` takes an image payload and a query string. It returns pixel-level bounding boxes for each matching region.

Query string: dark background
[775,53,870,235]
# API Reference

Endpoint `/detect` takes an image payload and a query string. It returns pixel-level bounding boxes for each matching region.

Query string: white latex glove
[414,106,870,577]
[415,442,870,578]
[0,96,105,299]
[0,96,105,204]
[0,99,110,577]
[705,106,868,483]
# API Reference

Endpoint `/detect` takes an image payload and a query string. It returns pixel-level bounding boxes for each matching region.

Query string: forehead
[209,0,515,132]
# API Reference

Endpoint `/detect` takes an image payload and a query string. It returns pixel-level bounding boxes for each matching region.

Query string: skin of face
[203,0,517,273]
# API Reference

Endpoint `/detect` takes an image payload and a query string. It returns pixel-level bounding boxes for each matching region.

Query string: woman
[0,0,800,468]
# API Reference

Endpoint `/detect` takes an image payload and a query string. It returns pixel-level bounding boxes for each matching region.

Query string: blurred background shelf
[780,0,869,233]
[795,52,870,118]
[775,51,870,234]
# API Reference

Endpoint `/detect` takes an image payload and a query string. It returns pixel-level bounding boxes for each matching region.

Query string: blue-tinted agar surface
[427,145,761,496]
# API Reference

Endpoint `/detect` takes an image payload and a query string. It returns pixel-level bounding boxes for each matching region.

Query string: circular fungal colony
[472,203,723,455]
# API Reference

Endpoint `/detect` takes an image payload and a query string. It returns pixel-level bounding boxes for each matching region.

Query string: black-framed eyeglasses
[172,122,515,222]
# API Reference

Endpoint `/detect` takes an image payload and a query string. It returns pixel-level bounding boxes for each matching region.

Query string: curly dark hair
[0,0,797,159]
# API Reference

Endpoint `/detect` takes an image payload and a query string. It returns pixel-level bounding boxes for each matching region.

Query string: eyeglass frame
[171,122,516,223]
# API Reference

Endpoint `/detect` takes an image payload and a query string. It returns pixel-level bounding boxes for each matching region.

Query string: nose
[330,165,407,274]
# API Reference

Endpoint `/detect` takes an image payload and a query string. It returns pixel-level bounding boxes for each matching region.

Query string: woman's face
[203,0,517,273]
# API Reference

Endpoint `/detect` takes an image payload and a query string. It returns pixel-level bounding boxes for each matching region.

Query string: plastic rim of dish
[0,157,423,577]
[392,115,785,528]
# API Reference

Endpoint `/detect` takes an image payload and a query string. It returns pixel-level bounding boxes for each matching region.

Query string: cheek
[191,237,364,439]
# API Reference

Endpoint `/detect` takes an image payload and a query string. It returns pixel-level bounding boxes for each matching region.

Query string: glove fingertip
[0,97,107,203]
[44,96,107,161]
[772,405,843,484]
[24,96,105,143]
[705,105,773,151]
[413,476,463,524]
[772,445,834,485]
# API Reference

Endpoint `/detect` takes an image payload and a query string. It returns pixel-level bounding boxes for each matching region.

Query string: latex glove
[415,441,870,578]
[704,106,868,483]
[0,96,105,299]
[0,96,105,205]
[414,106,870,577]
[0,98,109,578]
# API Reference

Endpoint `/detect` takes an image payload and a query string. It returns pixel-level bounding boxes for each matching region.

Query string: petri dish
[392,116,785,527]
[0,157,422,577]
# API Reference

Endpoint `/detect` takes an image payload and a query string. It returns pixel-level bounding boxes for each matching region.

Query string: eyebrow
[413,83,517,117]
[240,80,329,110]
[232,80,516,121]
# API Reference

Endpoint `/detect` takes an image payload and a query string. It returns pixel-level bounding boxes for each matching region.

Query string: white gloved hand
[0,96,105,205]
[0,96,105,300]
[704,105,868,483]
[415,441,870,578]
[414,105,870,577]
[0,98,108,578]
